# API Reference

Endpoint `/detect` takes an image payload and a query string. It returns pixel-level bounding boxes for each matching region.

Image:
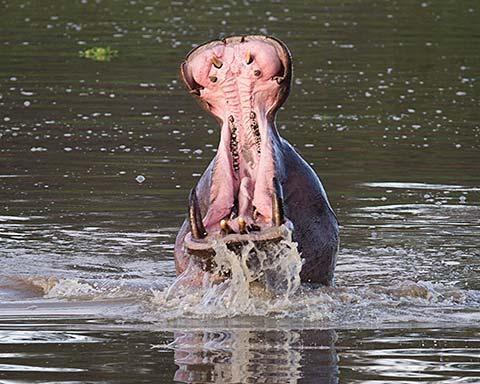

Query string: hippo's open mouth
[180,35,293,269]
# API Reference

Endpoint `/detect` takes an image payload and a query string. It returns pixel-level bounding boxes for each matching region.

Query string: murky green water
[1,0,479,382]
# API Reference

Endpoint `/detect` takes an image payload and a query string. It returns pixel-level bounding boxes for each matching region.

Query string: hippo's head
[179,35,294,272]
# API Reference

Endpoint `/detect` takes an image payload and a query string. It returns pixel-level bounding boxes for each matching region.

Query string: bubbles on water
[135,175,145,183]
[30,147,47,152]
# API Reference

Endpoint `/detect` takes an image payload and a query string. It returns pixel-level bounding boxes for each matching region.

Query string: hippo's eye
[211,56,223,69]
[246,51,253,65]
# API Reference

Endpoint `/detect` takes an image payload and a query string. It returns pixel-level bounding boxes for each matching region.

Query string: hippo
[174,35,339,285]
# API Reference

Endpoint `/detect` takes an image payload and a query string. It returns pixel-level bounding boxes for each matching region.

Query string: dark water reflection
[1,0,479,382]
[1,318,479,383]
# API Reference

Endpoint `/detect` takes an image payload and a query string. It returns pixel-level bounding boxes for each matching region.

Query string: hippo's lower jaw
[184,219,294,273]
[185,175,293,273]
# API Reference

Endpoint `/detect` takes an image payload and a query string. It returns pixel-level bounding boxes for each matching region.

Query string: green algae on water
[79,47,118,62]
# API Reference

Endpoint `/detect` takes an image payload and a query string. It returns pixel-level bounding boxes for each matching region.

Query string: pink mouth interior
[182,37,288,235]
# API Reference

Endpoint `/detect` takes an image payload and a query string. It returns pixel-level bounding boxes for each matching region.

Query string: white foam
[362,182,480,191]
[3,245,479,327]
[150,235,303,319]
[146,240,480,325]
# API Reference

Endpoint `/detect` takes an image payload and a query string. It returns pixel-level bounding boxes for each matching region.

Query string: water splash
[147,240,480,324]
[2,244,479,327]
[151,235,303,318]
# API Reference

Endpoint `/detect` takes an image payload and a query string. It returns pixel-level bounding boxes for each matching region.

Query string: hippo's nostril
[211,56,223,69]
[209,75,218,83]
[254,69,261,77]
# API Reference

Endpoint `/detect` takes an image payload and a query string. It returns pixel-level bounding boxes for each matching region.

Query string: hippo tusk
[272,177,285,226]
[220,219,234,235]
[246,50,253,65]
[211,56,223,69]
[238,217,247,234]
[189,188,207,239]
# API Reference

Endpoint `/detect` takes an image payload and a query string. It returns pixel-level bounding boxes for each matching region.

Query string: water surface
[0,0,479,382]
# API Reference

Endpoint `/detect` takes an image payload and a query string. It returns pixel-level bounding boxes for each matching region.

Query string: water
[1,0,479,382]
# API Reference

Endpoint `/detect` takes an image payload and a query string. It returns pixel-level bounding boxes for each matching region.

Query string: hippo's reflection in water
[170,329,338,383]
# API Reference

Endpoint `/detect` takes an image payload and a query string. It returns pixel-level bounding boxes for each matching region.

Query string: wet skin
[174,35,339,285]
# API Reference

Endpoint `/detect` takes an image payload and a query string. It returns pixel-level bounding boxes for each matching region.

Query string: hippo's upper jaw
[180,36,293,264]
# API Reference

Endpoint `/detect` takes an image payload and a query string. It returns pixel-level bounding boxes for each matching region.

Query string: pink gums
[187,40,284,232]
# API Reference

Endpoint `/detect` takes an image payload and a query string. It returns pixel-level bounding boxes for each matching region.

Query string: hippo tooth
[211,56,223,69]
[246,50,253,65]
[229,116,240,172]
[238,217,247,234]
[253,206,259,220]
[220,219,234,235]
[230,201,238,220]
[272,177,285,226]
[188,188,207,239]
[248,223,260,232]
[272,76,284,84]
